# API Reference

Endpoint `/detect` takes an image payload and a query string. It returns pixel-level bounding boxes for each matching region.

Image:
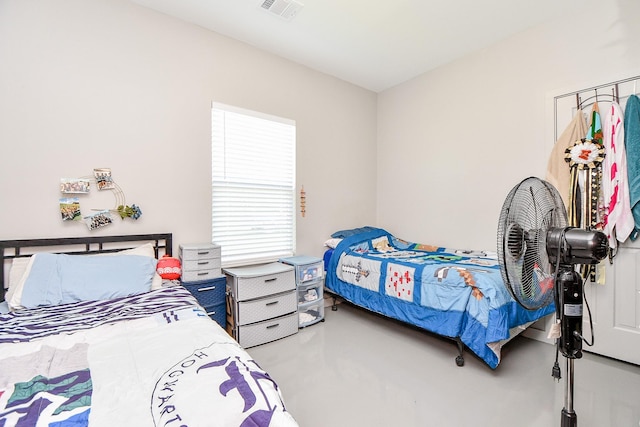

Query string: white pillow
[117,243,154,256]
[8,257,31,290]
[5,257,33,310]
[6,243,164,310]
[324,238,343,249]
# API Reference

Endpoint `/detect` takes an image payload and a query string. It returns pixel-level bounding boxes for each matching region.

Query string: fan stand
[557,266,584,427]
[562,358,578,427]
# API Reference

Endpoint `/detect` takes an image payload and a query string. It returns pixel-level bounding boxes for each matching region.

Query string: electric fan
[497,177,608,427]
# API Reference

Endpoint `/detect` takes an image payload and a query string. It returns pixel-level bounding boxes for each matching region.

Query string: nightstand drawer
[236,290,296,325]
[298,299,324,328]
[279,256,324,284]
[182,258,221,272]
[182,277,226,307]
[182,269,223,283]
[179,243,221,262]
[203,302,226,329]
[234,312,298,348]
[226,263,295,301]
[297,278,323,304]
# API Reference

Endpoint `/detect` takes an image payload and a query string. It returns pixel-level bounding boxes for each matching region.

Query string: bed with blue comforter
[325,227,553,369]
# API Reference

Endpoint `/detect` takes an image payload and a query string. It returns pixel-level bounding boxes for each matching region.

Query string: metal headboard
[0,233,172,301]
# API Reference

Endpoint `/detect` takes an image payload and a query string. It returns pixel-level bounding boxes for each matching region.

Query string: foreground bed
[0,234,298,427]
[324,227,553,369]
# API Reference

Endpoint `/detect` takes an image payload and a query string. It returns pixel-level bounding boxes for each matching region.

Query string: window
[211,102,296,267]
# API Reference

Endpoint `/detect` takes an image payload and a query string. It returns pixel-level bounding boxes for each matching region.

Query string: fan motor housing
[546,227,608,266]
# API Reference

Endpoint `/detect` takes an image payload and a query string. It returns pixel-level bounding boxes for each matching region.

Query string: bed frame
[325,288,468,366]
[0,233,172,301]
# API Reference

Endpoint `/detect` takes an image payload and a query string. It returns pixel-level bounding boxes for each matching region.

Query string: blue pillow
[330,226,379,239]
[20,253,157,308]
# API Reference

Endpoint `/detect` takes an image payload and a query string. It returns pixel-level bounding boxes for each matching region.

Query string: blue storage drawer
[203,302,226,329]
[182,276,226,307]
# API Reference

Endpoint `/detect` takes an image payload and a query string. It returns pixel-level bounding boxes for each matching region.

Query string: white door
[548,80,640,366]
[583,239,640,365]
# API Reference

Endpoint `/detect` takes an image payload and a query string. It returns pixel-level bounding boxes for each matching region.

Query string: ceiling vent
[260,0,304,21]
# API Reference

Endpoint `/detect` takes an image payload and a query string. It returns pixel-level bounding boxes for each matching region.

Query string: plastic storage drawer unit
[279,255,325,327]
[182,276,227,329]
[180,242,226,329]
[225,262,298,348]
[179,243,222,282]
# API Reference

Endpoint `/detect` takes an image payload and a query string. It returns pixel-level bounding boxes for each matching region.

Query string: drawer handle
[266,323,280,329]
[198,286,216,292]
[264,278,277,283]
[197,272,210,276]
[266,301,279,306]
[197,261,210,265]
[197,251,211,255]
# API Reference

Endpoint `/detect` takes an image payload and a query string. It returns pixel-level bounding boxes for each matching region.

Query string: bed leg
[455,338,465,367]
[331,296,338,311]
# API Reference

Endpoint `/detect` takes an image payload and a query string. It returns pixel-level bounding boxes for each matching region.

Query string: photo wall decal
[58,168,142,230]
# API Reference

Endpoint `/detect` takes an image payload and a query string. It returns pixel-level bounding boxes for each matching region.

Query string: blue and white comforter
[326,228,553,368]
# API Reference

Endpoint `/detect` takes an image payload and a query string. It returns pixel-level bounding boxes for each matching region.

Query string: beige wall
[377,0,640,250]
[0,0,377,259]
[2,0,640,260]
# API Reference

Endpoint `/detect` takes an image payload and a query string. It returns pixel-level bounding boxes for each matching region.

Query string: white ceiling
[130,0,583,92]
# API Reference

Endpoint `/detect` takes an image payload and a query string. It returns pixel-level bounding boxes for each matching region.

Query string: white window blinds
[211,102,296,266]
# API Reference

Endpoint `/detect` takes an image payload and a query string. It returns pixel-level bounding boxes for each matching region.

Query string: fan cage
[497,177,568,310]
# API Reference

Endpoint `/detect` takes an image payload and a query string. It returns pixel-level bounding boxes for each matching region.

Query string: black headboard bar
[0,233,172,302]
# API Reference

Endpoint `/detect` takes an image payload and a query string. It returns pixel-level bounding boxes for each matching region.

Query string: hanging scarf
[565,103,605,281]
[565,104,605,227]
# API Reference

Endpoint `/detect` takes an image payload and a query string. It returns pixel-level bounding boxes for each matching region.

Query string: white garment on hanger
[602,102,634,246]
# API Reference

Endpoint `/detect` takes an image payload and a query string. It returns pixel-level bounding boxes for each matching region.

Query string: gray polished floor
[248,301,640,427]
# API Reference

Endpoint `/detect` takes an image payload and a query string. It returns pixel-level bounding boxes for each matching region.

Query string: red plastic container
[156,254,181,280]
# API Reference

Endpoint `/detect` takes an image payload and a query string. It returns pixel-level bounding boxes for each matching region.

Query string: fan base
[561,408,577,427]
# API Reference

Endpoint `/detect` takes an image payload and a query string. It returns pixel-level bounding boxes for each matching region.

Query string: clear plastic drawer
[279,256,324,284]
[298,300,324,328]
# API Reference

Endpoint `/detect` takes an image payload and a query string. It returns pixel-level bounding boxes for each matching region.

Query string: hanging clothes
[565,103,605,229]
[565,103,606,281]
[546,109,588,209]
[625,94,640,240]
[602,101,634,249]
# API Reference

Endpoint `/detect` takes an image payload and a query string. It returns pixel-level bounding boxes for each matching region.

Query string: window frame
[211,102,296,267]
